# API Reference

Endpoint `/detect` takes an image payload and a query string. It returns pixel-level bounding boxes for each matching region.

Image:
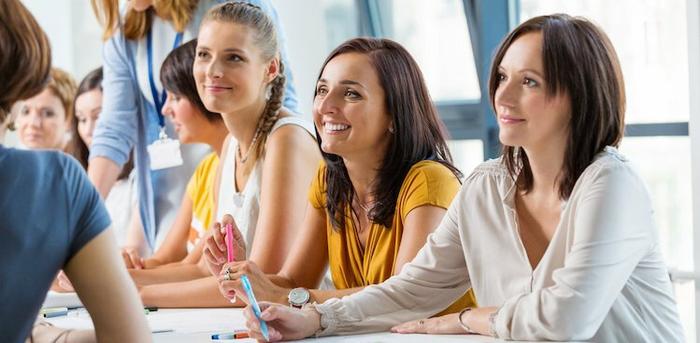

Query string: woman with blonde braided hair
[133,2,320,307]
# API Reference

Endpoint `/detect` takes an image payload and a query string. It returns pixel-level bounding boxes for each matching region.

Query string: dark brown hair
[489,14,625,199]
[318,37,461,230]
[0,0,52,126]
[160,39,220,122]
[67,67,133,180]
[202,1,285,164]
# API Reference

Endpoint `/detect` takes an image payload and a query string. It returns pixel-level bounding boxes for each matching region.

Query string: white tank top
[215,117,315,257]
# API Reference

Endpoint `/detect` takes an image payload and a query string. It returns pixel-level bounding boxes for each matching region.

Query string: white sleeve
[493,163,654,341]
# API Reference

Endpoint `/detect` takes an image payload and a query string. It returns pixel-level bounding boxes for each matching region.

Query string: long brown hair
[489,14,625,200]
[318,37,461,230]
[201,2,285,164]
[91,0,198,40]
[0,0,52,126]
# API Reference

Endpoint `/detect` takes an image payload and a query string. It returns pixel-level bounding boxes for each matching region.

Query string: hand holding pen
[202,214,247,277]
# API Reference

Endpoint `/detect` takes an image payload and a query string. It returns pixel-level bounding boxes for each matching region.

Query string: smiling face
[313,52,392,159]
[15,88,69,149]
[193,20,277,118]
[74,89,102,147]
[494,32,571,153]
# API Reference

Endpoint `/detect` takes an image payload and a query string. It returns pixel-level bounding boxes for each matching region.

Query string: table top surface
[46,308,506,342]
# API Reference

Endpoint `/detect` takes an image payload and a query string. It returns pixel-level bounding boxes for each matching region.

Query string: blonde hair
[203,2,285,163]
[91,0,198,40]
[0,0,51,125]
[46,68,78,121]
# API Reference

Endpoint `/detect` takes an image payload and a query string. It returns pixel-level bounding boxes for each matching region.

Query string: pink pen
[224,223,236,303]
[225,223,234,262]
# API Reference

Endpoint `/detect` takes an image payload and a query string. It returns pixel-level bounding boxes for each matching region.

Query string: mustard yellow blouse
[309,160,476,315]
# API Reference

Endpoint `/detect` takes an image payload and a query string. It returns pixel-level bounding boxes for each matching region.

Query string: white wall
[271,0,328,119]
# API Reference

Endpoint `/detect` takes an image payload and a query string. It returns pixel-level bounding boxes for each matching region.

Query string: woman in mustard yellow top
[204,37,475,313]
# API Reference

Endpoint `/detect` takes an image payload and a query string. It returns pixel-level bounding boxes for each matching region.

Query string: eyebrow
[197,45,245,54]
[317,78,367,90]
[499,66,545,79]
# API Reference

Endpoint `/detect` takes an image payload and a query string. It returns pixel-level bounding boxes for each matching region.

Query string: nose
[206,59,223,79]
[29,111,42,128]
[315,90,339,117]
[162,95,175,118]
[494,76,519,113]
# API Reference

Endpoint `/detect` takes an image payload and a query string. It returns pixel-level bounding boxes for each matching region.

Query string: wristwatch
[288,287,310,308]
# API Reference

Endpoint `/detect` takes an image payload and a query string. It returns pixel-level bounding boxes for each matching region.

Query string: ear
[264,57,280,84]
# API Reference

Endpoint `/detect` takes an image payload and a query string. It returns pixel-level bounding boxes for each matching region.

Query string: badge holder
[148,128,183,170]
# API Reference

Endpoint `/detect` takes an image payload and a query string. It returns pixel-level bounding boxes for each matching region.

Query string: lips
[499,115,526,124]
[204,85,233,94]
[323,122,350,134]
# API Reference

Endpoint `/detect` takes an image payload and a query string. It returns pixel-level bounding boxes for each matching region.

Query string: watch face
[289,288,310,305]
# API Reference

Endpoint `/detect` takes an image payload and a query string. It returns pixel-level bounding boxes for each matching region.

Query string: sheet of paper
[42,291,83,309]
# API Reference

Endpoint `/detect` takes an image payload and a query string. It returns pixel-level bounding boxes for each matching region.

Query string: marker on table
[41,307,68,318]
[211,330,249,340]
[225,223,236,303]
[241,275,269,341]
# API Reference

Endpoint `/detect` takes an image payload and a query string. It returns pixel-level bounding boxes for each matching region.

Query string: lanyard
[147,30,183,128]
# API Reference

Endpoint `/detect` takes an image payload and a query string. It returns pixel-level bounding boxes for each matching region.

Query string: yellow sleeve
[398,161,460,220]
[307,161,327,210]
[186,152,216,202]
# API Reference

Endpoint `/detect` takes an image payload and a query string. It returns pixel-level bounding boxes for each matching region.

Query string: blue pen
[241,275,270,341]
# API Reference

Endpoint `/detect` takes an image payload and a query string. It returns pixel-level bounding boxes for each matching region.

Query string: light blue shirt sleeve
[89,30,139,167]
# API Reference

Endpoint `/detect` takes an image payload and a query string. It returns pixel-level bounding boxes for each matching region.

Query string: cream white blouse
[315,147,684,342]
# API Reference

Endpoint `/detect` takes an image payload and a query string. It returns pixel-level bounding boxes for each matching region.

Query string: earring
[389,126,395,134]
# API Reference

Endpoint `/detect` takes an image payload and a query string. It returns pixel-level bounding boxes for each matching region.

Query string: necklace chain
[237,124,263,164]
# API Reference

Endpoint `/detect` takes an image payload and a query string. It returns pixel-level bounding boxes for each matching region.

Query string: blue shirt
[0,146,111,343]
[90,0,298,249]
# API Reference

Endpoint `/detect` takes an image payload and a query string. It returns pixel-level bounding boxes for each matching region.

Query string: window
[448,139,484,176]
[520,0,688,124]
[322,0,361,52]
[374,0,481,102]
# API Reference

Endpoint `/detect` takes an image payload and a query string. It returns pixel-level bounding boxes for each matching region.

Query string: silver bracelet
[458,307,475,334]
[488,307,500,338]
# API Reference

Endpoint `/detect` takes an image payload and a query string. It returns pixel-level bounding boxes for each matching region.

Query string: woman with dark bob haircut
[241,14,684,342]
[0,0,149,342]
[206,36,476,314]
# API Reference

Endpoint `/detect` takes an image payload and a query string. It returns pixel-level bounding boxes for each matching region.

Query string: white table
[46,308,506,342]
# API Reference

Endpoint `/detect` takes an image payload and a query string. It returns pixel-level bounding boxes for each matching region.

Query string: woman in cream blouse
[241,14,684,342]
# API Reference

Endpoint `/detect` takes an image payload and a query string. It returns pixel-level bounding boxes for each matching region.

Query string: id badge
[147,129,183,170]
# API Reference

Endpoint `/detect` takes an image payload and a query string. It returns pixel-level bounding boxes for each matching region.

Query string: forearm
[309,287,364,304]
[139,276,246,308]
[129,263,207,286]
[87,157,121,198]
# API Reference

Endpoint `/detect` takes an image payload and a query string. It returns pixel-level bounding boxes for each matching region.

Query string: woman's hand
[121,247,144,269]
[217,260,287,304]
[391,313,468,335]
[244,302,321,342]
[202,214,247,276]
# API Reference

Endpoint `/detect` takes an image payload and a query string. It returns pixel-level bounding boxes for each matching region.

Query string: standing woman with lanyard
[88,0,298,251]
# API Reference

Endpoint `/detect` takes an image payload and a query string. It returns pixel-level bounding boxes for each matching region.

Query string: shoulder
[265,115,316,152]
[573,147,647,197]
[403,160,460,186]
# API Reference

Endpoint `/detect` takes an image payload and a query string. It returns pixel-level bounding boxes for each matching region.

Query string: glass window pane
[376,0,481,101]
[448,139,483,176]
[618,136,692,271]
[322,0,361,52]
[520,0,688,124]
[620,136,694,339]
